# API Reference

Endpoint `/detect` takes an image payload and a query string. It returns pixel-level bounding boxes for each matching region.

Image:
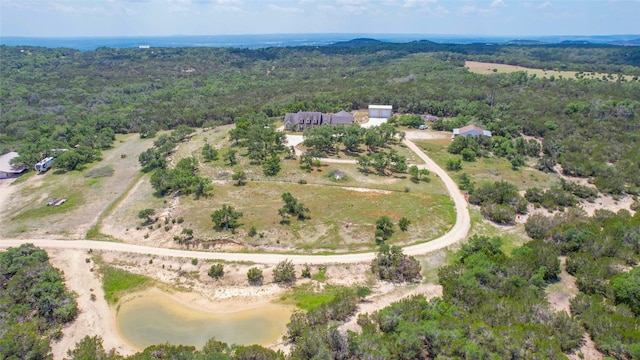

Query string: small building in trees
[453,125,492,137]
[284,110,354,132]
[368,105,393,119]
[0,152,27,179]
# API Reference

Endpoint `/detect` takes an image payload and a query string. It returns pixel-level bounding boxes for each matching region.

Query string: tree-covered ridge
[0,243,78,359]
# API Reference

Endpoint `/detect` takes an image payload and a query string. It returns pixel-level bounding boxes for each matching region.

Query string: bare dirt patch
[47,249,136,358]
[546,257,578,315]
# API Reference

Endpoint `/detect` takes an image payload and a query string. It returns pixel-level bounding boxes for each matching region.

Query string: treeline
[0,244,78,359]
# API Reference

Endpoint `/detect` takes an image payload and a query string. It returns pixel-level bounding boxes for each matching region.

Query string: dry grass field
[412,137,559,191]
[0,134,155,239]
[466,60,638,82]
[100,126,456,253]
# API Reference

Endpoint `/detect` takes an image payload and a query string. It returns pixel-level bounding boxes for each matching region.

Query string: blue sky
[1,0,639,37]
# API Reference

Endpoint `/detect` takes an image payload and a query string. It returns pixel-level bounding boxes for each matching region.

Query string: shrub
[301,264,312,278]
[191,258,198,265]
[273,259,296,285]
[446,157,462,171]
[525,214,552,240]
[208,264,224,279]
[398,217,411,232]
[371,244,422,283]
[481,203,516,225]
[247,267,264,285]
[248,226,257,237]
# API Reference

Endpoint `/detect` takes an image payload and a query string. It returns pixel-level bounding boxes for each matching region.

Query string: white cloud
[538,1,551,8]
[268,3,303,13]
[337,0,369,4]
[490,0,505,7]
[317,4,336,11]
[403,0,436,8]
[434,5,449,14]
[342,4,368,14]
[459,4,490,15]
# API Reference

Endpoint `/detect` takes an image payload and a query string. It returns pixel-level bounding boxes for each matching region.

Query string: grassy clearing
[281,283,347,311]
[413,139,557,190]
[11,186,83,221]
[179,178,454,253]
[466,61,638,82]
[155,128,455,253]
[1,133,155,238]
[83,165,115,178]
[97,261,153,304]
[467,209,529,255]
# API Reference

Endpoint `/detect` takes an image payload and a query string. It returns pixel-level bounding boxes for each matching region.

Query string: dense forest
[0,244,78,359]
[1,42,639,192]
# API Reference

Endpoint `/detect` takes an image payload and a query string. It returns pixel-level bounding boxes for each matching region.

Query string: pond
[116,289,294,350]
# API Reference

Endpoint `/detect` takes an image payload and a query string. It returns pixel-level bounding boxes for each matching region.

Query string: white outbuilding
[368,105,393,119]
[0,152,26,179]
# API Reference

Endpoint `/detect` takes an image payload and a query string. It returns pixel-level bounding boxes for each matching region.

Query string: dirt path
[47,249,135,358]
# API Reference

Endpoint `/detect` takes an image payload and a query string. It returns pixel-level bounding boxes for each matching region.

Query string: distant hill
[560,40,594,45]
[607,38,640,46]
[329,38,385,47]
[507,39,547,45]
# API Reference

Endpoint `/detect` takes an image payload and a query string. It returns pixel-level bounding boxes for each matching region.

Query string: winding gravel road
[0,139,470,264]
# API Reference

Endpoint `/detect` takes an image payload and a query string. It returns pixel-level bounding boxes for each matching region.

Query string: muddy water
[116,290,293,350]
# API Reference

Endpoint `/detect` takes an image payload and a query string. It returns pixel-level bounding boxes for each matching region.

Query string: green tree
[273,259,296,285]
[202,143,219,162]
[223,148,237,166]
[399,217,411,232]
[211,205,243,232]
[409,165,430,182]
[232,169,247,186]
[208,264,224,279]
[0,322,51,360]
[279,192,310,223]
[375,216,394,241]
[247,267,264,286]
[457,173,474,192]
[461,148,476,162]
[611,267,640,315]
[262,155,281,176]
[138,208,156,225]
[65,335,116,360]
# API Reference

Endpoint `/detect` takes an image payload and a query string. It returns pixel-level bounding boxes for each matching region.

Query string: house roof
[454,125,492,137]
[0,152,26,173]
[284,110,354,127]
[330,111,354,125]
[368,104,392,110]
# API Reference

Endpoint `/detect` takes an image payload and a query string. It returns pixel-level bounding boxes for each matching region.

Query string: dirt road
[0,139,469,264]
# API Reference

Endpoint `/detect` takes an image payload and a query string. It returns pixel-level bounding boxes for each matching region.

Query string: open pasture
[466,60,638,82]
[413,139,558,191]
